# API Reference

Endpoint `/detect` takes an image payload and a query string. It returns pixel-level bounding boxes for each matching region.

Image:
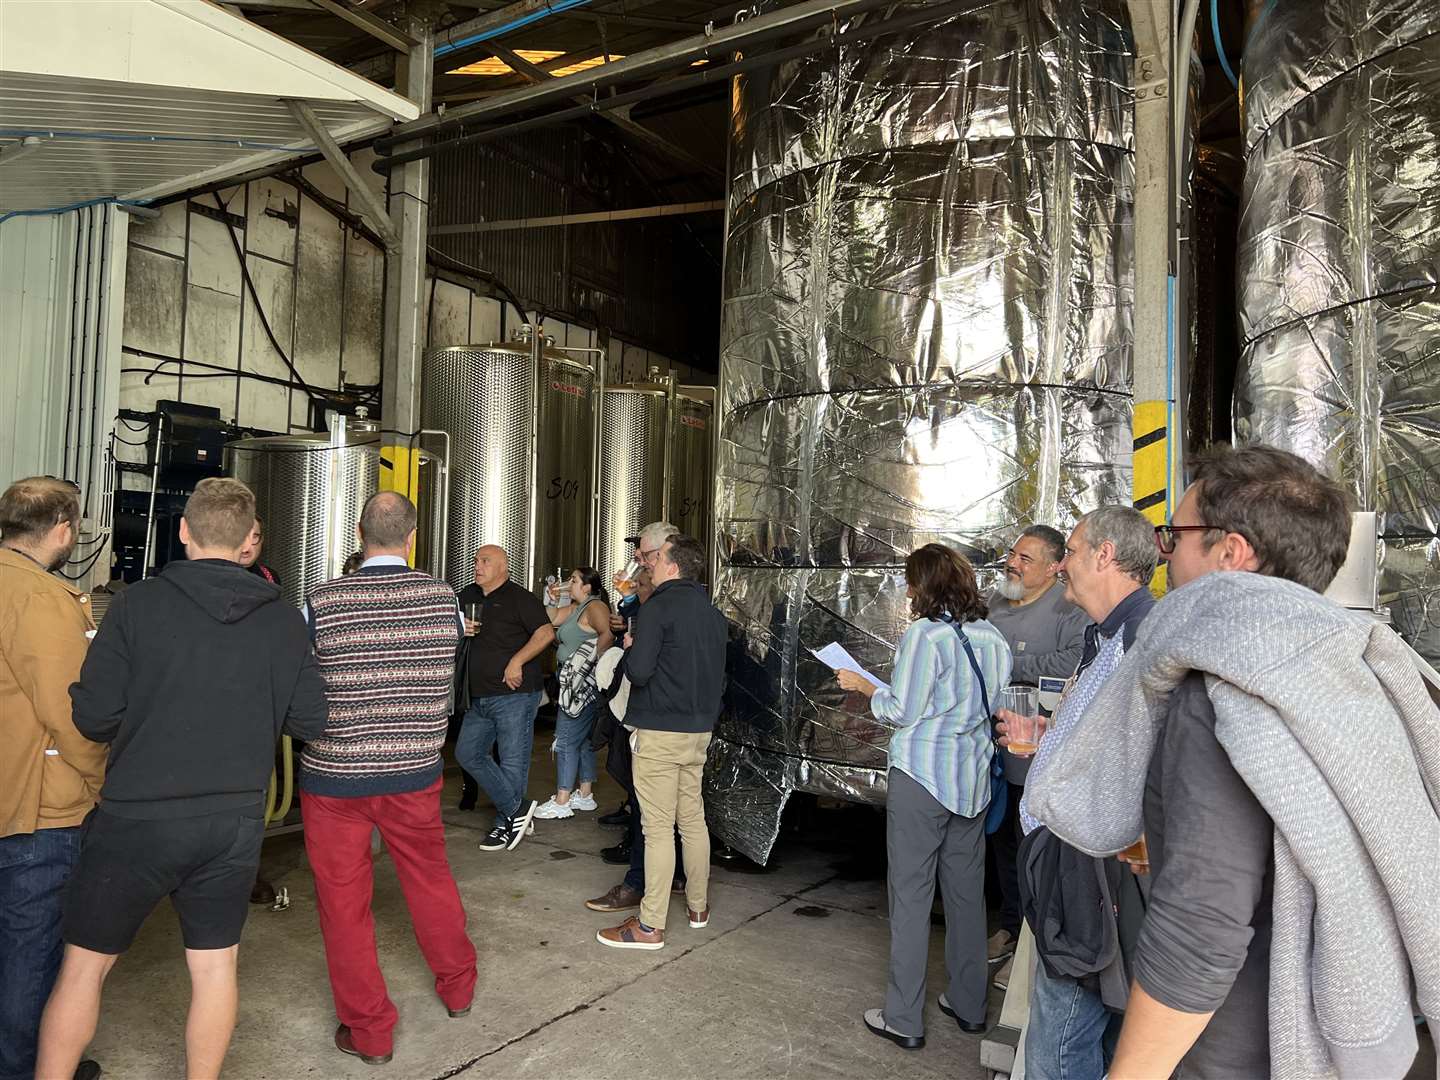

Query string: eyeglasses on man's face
[1153,524,1217,555]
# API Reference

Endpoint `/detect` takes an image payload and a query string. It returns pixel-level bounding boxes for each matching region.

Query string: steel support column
[1128,0,1176,593]
[380,17,435,515]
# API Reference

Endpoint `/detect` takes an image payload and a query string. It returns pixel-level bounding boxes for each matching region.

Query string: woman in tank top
[535,567,614,819]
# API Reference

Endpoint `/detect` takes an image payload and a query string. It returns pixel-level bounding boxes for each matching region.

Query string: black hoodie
[70,558,329,819]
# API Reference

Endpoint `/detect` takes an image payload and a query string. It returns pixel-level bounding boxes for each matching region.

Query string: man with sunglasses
[1035,446,1355,1079]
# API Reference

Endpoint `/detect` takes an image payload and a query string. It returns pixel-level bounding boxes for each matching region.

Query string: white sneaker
[533,797,574,820]
[569,792,598,812]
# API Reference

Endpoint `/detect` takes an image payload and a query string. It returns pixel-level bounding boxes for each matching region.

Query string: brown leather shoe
[596,915,665,950]
[585,883,642,913]
[687,906,710,929]
[250,878,276,906]
[334,1024,392,1065]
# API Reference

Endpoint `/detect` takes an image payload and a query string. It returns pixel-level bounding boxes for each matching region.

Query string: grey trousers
[884,766,989,1035]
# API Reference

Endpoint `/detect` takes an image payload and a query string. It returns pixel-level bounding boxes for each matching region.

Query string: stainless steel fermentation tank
[421,332,598,592]
[594,373,715,580]
[224,418,442,608]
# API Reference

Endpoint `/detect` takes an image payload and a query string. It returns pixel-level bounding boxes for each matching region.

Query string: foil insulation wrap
[1233,1,1440,665]
[711,0,1136,863]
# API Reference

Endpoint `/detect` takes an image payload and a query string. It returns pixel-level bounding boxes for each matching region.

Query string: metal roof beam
[431,199,723,234]
[307,0,417,52]
[478,40,720,179]
[381,0,888,147]
[284,98,398,249]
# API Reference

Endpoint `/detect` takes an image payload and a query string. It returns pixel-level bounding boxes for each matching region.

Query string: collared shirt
[870,617,1012,817]
[1019,586,1155,834]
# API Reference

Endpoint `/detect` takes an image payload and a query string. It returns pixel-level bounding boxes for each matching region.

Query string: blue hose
[1211,0,1239,88]
[0,196,149,227]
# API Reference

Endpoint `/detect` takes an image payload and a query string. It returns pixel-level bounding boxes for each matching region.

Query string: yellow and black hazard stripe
[1132,400,1168,596]
[378,441,423,567]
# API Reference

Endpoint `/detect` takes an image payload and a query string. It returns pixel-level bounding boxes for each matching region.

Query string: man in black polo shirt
[455,545,555,851]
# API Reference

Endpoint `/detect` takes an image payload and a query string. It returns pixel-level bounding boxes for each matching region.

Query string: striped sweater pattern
[299,567,461,797]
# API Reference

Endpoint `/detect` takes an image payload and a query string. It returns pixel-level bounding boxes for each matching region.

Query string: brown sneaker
[585,883,642,913]
[597,915,665,950]
[687,906,710,929]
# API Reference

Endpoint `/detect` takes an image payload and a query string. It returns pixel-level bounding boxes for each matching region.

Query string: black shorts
[63,808,266,953]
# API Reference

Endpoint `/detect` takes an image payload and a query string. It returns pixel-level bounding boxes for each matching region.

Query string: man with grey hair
[985,523,1088,976]
[995,504,1158,1080]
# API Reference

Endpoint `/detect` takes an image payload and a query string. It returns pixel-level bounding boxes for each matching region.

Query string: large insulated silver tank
[1234,0,1440,666]
[710,0,1135,862]
[594,376,716,580]
[422,334,597,592]
[224,420,441,607]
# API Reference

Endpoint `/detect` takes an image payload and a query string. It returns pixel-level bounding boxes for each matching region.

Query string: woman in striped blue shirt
[838,543,1012,1050]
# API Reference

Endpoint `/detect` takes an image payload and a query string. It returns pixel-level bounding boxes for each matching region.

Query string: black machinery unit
[111,401,272,582]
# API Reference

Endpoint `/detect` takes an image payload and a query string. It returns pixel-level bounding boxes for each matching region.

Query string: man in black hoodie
[35,477,328,1080]
[596,534,727,951]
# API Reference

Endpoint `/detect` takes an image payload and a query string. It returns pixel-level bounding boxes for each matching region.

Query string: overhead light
[447,50,625,78]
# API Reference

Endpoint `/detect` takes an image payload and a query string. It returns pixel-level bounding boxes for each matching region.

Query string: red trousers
[302,777,477,1056]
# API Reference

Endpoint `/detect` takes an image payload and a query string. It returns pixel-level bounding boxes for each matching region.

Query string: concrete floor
[86,739,998,1080]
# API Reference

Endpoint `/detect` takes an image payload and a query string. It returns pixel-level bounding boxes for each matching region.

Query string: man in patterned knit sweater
[299,491,477,1066]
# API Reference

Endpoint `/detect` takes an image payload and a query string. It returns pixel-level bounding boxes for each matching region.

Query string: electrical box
[152,400,226,487]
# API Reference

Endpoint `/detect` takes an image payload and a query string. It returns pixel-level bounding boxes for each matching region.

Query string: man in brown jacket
[0,477,107,1080]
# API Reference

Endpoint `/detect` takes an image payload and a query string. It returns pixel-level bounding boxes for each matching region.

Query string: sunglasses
[1153,524,1218,555]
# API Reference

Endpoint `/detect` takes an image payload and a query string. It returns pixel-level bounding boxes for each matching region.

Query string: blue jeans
[0,826,83,1080]
[457,692,541,825]
[1025,961,1121,1080]
[554,700,598,793]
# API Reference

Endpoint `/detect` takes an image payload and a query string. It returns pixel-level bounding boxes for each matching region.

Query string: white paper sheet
[811,642,889,691]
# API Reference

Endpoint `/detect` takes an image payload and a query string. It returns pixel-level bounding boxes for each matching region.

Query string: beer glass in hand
[997,685,1041,756]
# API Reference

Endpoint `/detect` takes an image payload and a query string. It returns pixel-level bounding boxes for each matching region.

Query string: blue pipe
[435,0,594,59]
[1210,0,1239,89]
[0,129,315,153]
[0,196,151,228]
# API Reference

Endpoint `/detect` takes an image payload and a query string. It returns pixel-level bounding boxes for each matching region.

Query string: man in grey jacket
[1065,446,1353,1079]
[985,524,1088,976]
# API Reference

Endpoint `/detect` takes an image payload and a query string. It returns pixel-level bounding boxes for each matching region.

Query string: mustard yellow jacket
[0,548,107,836]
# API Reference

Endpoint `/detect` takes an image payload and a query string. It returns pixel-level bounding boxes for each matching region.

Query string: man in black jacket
[597,534,726,951]
[35,477,328,1080]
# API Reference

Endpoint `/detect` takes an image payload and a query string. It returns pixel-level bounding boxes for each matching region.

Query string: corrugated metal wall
[0,205,127,588]
[428,126,718,367]
[0,214,72,484]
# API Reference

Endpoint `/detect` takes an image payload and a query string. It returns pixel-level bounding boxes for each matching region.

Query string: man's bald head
[358,491,417,554]
[473,544,510,591]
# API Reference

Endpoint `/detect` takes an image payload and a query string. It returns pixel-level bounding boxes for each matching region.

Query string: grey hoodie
[1024,571,1440,1080]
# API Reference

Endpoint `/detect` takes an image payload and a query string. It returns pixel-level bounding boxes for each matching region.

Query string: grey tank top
[556,597,601,663]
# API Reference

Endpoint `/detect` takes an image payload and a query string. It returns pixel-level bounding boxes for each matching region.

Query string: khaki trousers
[630,729,712,930]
